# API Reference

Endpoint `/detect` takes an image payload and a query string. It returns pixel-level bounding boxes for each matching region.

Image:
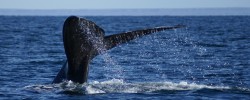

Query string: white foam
[98,79,124,84]
[85,79,231,94]
[85,85,105,94]
[23,79,231,94]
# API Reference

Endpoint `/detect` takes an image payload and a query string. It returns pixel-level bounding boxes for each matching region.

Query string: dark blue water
[0,16,249,99]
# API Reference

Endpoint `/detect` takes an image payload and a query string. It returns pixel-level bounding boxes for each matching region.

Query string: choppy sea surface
[0,16,249,99]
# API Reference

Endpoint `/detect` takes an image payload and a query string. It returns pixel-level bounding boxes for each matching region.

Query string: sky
[0,0,250,9]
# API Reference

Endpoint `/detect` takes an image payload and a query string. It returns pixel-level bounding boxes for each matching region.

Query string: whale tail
[52,16,185,84]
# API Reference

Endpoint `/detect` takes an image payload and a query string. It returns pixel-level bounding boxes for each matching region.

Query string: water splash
[23,79,235,95]
[99,53,124,80]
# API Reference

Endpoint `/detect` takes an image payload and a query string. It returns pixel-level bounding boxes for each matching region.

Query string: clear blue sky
[0,0,250,9]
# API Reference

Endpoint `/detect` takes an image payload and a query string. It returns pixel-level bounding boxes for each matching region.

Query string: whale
[52,16,185,84]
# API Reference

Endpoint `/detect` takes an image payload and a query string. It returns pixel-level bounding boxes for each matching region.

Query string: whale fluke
[104,25,186,50]
[52,16,185,84]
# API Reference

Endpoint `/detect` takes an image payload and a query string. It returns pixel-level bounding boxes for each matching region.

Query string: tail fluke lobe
[62,16,105,83]
[52,61,68,83]
[104,25,186,50]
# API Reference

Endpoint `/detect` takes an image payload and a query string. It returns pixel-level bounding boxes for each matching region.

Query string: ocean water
[0,16,249,99]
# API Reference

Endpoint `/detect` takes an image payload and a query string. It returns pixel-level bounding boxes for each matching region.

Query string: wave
[23,79,248,95]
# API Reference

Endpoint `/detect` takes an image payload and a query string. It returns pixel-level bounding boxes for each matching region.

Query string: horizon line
[0,7,250,10]
[0,8,250,16]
